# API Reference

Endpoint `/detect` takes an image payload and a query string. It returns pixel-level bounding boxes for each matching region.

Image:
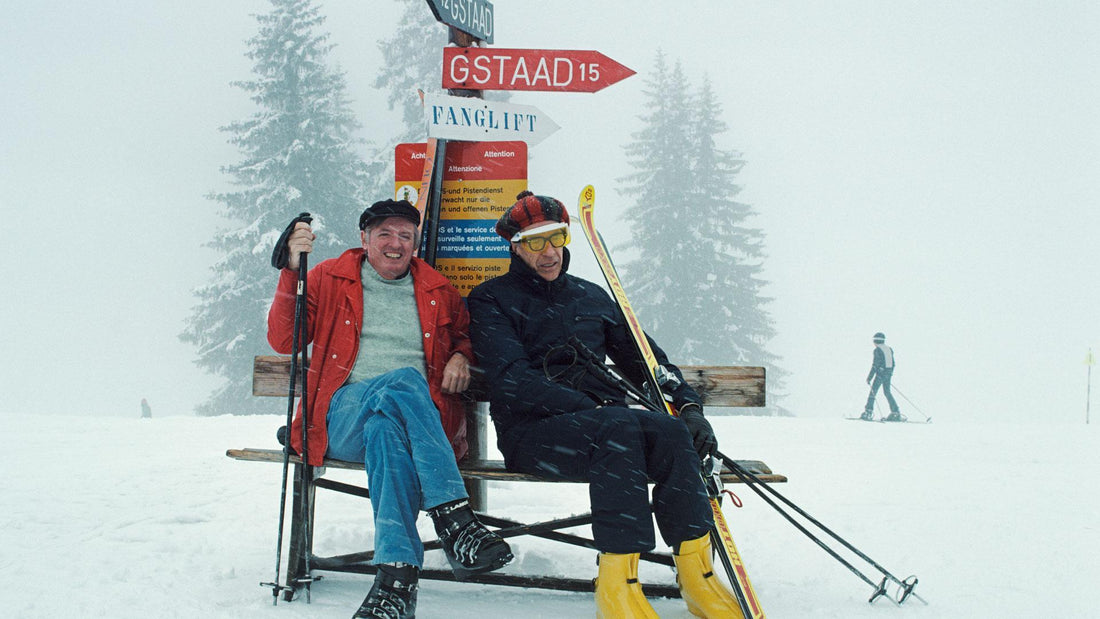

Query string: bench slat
[252,355,765,407]
[226,448,787,484]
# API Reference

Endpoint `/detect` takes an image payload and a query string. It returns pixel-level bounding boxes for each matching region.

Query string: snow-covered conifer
[181,0,374,415]
[618,53,788,415]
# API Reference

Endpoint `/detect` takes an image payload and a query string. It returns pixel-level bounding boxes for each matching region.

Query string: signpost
[424,92,560,145]
[443,47,636,93]
[425,0,494,44]
[418,0,633,514]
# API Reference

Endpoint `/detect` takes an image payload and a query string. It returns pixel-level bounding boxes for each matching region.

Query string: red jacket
[267,248,474,466]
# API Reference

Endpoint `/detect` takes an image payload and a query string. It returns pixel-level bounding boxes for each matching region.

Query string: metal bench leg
[284,463,317,601]
[465,401,488,511]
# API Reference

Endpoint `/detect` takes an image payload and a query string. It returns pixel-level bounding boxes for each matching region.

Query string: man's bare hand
[287,222,315,271]
[441,353,471,394]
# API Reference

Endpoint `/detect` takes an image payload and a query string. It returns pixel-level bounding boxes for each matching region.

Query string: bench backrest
[252,355,765,407]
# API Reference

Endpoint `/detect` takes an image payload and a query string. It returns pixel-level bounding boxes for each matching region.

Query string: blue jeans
[326,367,468,566]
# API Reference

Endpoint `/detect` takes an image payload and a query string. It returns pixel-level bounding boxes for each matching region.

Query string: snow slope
[3,413,1096,618]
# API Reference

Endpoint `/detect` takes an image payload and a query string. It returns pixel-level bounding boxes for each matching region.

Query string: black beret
[359,199,420,230]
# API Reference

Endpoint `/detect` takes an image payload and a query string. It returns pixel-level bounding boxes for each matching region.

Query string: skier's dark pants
[500,406,712,554]
[865,368,900,413]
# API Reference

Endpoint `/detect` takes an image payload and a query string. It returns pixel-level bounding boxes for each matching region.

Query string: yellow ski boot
[674,534,745,618]
[594,552,659,618]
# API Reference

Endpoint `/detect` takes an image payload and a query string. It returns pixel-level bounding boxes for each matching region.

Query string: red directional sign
[442,47,635,93]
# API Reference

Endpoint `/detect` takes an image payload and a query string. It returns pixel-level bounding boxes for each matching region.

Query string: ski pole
[889,383,930,422]
[567,341,900,602]
[294,245,314,603]
[264,214,316,606]
[736,471,891,602]
[566,338,925,604]
[263,213,312,604]
[720,455,925,605]
[564,336,663,410]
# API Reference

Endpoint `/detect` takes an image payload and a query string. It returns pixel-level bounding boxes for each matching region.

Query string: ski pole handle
[271,212,313,270]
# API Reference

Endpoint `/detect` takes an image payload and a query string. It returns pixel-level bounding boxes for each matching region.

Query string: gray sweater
[345,263,427,385]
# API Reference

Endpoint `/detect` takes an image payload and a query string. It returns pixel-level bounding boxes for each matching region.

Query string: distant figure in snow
[467,191,742,618]
[268,200,511,618]
[140,398,152,419]
[862,332,903,421]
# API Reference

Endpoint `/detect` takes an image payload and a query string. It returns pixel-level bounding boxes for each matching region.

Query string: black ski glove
[271,212,313,270]
[678,403,717,459]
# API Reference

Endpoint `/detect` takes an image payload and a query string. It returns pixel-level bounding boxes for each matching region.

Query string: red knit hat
[495,191,570,240]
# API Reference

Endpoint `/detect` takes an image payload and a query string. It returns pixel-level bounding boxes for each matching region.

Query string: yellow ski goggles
[511,222,570,252]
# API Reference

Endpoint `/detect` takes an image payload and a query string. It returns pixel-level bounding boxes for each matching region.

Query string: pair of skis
[576,185,766,619]
[845,415,923,424]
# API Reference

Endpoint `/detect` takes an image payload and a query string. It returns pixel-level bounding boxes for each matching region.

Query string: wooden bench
[229,355,782,600]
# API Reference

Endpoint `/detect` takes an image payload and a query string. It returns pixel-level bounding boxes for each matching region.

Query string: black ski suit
[467,249,712,553]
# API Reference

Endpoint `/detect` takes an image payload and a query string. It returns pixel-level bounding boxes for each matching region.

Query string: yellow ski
[577,184,765,618]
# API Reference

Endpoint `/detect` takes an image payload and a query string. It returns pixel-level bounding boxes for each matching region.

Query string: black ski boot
[353,563,418,619]
[428,499,514,580]
[860,410,874,421]
[885,411,905,422]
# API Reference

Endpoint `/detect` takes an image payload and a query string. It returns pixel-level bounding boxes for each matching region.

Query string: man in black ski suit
[863,331,903,421]
[466,191,745,619]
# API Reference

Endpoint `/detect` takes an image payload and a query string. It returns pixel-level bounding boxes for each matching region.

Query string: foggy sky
[3,1,1097,423]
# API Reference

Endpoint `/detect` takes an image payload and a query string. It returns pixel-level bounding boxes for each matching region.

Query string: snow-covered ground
[3,412,1096,618]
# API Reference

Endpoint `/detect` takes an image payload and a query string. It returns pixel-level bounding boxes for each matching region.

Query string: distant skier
[140,398,152,419]
[862,332,903,421]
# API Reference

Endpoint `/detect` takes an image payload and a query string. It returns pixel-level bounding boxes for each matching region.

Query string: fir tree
[617,52,695,312]
[618,54,788,415]
[181,0,375,415]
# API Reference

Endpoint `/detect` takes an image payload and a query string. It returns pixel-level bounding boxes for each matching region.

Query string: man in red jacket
[268,200,512,619]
